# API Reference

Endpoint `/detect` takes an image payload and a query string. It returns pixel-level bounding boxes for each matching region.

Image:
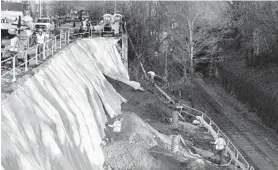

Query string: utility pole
[122,34,128,70]
[39,0,42,18]
[164,49,168,82]
[114,1,117,13]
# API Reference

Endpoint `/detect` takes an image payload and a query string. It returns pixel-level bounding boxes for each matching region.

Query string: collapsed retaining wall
[1,38,140,170]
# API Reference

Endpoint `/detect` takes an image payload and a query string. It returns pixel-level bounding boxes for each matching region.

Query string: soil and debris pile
[102,79,231,170]
[103,112,184,170]
[103,112,200,170]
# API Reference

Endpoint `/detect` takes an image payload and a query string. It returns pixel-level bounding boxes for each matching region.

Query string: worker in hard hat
[86,19,91,37]
[105,116,124,143]
[147,71,165,84]
[211,133,227,166]
[36,28,47,59]
[9,30,19,67]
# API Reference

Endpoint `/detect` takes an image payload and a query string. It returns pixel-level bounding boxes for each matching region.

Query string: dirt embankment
[217,52,278,132]
[101,78,233,170]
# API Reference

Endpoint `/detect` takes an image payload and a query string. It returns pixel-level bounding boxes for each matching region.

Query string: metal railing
[179,104,255,170]
[1,30,73,82]
[1,24,114,83]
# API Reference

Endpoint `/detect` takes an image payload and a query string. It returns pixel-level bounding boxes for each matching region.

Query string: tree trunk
[183,58,188,81]
[189,21,195,109]
[165,50,168,82]
[252,29,260,67]
[209,57,214,77]
[148,1,152,37]
[245,49,250,67]
[249,49,254,67]
[148,1,152,17]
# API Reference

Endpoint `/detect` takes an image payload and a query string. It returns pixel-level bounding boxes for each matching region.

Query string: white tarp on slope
[1,38,139,170]
[78,37,141,90]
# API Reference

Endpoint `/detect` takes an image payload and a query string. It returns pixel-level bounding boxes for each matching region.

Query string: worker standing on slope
[105,116,124,143]
[211,133,227,166]
[36,28,47,59]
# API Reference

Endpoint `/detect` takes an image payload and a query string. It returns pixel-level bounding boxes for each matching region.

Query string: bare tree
[229,1,278,66]
[167,1,228,107]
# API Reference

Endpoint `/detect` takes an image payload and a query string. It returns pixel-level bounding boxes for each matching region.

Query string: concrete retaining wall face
[1,39,129,170]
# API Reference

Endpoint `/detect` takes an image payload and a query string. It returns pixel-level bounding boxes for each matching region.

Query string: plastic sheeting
[1,38,140,170]
[78,38,141,90]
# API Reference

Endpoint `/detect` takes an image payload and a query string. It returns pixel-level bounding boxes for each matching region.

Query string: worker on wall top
[36,28,47,59]
[8,29,19,66]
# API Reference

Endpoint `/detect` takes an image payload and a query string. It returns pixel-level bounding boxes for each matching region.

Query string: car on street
[34,18,55,32]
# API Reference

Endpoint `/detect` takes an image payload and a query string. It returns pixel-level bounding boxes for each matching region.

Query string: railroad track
[193,82,278,170]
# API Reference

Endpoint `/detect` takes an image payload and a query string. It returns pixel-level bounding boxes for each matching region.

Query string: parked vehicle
[111,13,123,35]
[34,18,55,32]
[100,14,114,37]
[1,1,24,38]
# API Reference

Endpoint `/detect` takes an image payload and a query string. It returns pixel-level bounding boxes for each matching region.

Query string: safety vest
[36,33,46,44]
[82,21,87,29]
[10,36,19,52]
[215,137,226,150]
[112,120,122,132]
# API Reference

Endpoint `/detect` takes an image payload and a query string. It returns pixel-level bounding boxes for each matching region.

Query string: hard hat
[147,71,156,77]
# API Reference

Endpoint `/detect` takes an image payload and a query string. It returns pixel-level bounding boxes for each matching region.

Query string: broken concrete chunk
[192,146,214,159]
[187,158,205,170]
[178,121,199,134]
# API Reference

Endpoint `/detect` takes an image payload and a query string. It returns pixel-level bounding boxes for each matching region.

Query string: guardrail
[1,24,116,83]
[1,23,125,83]
[179,104,255,170]
[1,29,91,83]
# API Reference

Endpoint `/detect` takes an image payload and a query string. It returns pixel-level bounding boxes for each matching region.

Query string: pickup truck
[34,18,55,32]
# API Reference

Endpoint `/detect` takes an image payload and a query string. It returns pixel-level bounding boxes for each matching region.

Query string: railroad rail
[178,101,254,170]
[193,81,278,170]
[149,75,256,169]
[124,22,257,169]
